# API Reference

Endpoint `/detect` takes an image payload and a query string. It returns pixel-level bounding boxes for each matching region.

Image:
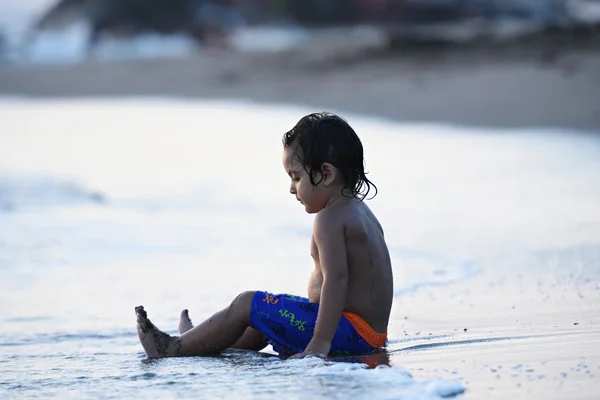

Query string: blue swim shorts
[249,291,387,357]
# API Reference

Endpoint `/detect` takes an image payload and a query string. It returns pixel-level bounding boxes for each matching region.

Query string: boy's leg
[178,308,266,351]
[230,327,267,351]
[136,291,255,358]
[178,309,193,334]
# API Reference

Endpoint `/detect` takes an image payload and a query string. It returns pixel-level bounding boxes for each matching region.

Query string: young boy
[135,112,394,359]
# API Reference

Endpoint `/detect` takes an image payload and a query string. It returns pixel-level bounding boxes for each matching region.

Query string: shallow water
[1,98,599,399]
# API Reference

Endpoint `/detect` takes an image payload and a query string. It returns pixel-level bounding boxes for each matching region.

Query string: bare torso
[308,201,393,334]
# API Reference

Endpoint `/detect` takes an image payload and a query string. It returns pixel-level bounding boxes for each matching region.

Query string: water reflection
[330,349,391,369]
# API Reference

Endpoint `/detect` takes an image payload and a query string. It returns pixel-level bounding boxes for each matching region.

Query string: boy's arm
[300,212,349,358]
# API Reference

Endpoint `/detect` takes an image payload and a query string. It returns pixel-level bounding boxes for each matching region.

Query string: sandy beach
[391,265,600,399]
[1,35,600,130]
[1,34,599,400]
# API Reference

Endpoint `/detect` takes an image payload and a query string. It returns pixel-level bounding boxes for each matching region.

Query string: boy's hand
[288,350,326,360]
[288,339,331,360]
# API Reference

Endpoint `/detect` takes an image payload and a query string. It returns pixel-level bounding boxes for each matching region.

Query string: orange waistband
[342,312,387,349]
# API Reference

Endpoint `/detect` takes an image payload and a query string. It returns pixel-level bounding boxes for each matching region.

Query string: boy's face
[282,146,328,214]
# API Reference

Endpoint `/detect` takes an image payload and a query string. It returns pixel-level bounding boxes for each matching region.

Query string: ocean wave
[0,330,135,347]
[290,358,465,399]
[0,174,105,212]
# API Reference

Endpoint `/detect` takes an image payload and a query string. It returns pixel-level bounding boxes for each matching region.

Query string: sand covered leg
[179,309,194,334]
[135,306,181,357]
[135,291,255,358]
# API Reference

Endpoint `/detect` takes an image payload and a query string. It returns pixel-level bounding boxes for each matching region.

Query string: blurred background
[0,0,599,129]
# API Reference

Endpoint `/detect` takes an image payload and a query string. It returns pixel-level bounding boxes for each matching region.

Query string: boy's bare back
[309,199,393,334]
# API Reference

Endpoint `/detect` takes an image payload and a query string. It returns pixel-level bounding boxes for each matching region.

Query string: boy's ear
[321,163,337,186]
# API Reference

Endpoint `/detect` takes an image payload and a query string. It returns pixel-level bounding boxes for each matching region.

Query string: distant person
[135,112,394,359]
[192,0,245,48]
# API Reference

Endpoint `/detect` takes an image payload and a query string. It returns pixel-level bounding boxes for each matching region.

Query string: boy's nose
[289,184,296,195]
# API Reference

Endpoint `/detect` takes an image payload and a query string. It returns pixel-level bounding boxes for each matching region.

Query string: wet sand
[391,272,600,399]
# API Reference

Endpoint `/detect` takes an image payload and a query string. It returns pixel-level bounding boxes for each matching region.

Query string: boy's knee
[234,291,256,305]
[230,291,256,316]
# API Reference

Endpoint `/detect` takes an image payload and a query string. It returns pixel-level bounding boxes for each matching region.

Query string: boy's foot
[135,306,181,358]
[178,309,194,334]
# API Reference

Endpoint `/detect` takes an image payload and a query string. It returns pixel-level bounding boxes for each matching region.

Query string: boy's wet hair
[282,112,377,200]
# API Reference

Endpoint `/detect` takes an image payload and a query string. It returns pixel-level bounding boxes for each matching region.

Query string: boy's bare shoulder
[314,200,371,232]
[313,204,344,236]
